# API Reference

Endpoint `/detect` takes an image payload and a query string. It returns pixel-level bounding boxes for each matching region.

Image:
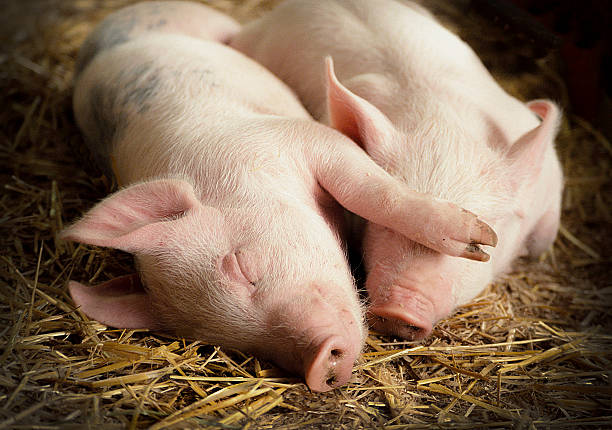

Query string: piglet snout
[302,335,356,392]
[266,293,363,392]
[368,310,433,340]
[368,284,436,340]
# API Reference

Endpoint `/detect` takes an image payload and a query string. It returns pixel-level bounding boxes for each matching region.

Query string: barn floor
[1,0,611,428]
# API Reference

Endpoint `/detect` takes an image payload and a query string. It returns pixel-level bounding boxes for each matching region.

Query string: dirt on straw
[1,0,611,428]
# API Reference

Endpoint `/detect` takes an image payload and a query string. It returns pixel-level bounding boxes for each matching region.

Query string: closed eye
[220,251,257,291]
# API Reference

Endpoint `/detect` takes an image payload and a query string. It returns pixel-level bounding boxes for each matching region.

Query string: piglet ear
[506,100,561,186]
[325,56,395,153]
[60,179,201,253]
[69,274,158,329]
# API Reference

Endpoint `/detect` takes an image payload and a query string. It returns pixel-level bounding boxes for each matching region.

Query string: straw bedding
[1,0,610,428]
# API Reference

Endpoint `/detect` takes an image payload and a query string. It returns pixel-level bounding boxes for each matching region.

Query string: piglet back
[75,1,240,76]
[72,1,241,179]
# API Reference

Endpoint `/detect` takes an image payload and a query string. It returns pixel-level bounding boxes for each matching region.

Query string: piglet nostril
[325,347,345,387]
[330,348,343,359]
[326,370,338,387]
[327,347,344,369]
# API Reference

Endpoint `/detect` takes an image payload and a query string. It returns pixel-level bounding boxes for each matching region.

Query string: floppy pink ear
[325,56,395,153]
[60,179,201,253]
[69,274,158,329]
[506,100,561,187]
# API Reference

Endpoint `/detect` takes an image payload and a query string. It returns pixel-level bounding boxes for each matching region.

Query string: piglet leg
[312,133,497,261]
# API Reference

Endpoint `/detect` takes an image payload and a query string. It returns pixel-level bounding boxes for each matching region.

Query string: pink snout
[302,335,357,392]
[367,271,455,340]
[368,284,435,340]
[266,297,364,392]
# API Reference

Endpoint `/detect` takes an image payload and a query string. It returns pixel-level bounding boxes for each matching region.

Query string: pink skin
[68,277,359,392]
[62,178,364,392]
[65,1,497,390]
[326,62,561,339]
[332,92,561,339]
[231,0,563,339]
[362,225,494,339]
[66,2,365,392]
[364,239,452,339]
[68,261,361,393]
[261,287,363,391]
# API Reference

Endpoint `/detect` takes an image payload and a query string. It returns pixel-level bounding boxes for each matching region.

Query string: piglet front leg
[310,129,498,261]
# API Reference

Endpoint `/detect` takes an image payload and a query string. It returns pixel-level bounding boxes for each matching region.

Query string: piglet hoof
[302,336,355,392]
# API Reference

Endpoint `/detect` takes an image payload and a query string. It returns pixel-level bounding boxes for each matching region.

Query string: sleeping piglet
[63,1,496,391]
[231,0,563,339]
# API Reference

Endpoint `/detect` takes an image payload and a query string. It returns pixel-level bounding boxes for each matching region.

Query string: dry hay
[1,0,611,428]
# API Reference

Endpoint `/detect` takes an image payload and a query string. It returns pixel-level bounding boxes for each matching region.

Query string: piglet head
[363,230,495,340]
[61,178,365,391]
[325,57,561,339]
